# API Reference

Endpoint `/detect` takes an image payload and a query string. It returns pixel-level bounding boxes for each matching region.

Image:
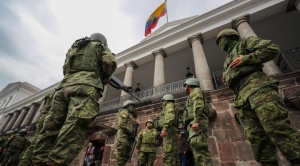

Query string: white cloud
[0,0,232,91]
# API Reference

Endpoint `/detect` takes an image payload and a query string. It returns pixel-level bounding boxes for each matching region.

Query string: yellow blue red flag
[145,2,167,36]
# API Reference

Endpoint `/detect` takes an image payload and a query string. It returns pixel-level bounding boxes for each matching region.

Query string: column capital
[124,60,138,69]
[232,14,250,30]
[188,33,203,47]
[152,48,167,58]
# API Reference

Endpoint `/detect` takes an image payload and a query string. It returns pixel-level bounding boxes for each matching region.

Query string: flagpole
[165,0,168,23]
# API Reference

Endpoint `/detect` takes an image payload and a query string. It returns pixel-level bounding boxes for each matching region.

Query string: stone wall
[74,72,300,166]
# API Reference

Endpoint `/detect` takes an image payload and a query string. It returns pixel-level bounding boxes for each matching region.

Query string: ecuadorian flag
[145,2,167,36]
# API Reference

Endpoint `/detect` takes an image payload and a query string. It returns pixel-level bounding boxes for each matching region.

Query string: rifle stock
[109,75,140,101]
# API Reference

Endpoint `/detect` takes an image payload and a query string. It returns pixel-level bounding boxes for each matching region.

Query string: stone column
[152,49,167,87]
[188,34,214,90]
[121,61,138,96]
[0,113,13,132]
[31,101,45,124]
[21,103,39,127]
[12,107,29,129]
[99,85,108,103]
[232,15,281,75]
[4,111,20,131]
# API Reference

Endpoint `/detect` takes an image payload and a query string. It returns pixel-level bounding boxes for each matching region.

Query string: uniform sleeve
[191,91,206,123]
[242,36,280,65]
[162,104,175,132]
[117,111,133,136]
[98,45,117,83]
[136,130,143,150]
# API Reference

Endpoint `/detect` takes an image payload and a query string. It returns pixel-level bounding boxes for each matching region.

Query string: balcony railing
[277,47,300,73]
[99,48,300,113]
[99,79,187,115]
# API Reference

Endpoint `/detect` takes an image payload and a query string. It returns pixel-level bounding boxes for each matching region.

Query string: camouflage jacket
[223,36,280,108]
[136,128,159,152]
[158,102,179,133]
[183,87,209,128]
[6,135,29,152]
[117,109,136,143]
[59,39,117,90]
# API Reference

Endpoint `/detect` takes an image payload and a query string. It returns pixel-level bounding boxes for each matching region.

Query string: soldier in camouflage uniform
[0,129,30,166]
[115,100,138,166]
[136,119,159,166]
[216,28,300,166]
[156,94,179,166]
[18,91,54,166]
[183,78,213,166]
[32,33,117,166]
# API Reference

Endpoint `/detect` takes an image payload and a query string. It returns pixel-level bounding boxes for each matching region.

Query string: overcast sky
[0,0,232,91]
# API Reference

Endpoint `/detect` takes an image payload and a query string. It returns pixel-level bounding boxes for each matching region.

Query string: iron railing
[277,48,300,73]
[99,79,187,115]
[99,48,300,113]
[212,70,227,90]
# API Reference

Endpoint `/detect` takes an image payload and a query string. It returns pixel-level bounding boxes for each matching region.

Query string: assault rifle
[109,75,140,101]
[128,122,139,163]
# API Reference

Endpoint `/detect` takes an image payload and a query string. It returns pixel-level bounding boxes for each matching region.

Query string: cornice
[115,0,285,74]
[0,82,59,116]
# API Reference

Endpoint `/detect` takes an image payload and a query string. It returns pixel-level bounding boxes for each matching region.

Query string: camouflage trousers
[139,152,156,166]
[1,150,22,166]
[18,113,47,166]
[162,128,178,166]
[32,85,100,165]
[238,87,300,165]
[115,139,131,166]
[187,125,213,166]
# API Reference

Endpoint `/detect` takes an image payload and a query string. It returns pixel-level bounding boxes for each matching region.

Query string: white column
[152,49,167,87]
[21,102,39,127]
[12,107,28,129]
[0,114,13,132]
[188,33,214,90]
[232,15,281,76]
[4,111,20,131]
[31,100,45,124]
[121,61,138,96]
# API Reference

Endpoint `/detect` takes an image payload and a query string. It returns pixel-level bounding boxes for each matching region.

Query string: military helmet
[19,128,27,134]
[145,119,154,126]
[90,33,107,46]
[6,130,15,135]
[162,94,175,101]
[184,78,200,87]
[123,100,134,108]
[216,29,239,45]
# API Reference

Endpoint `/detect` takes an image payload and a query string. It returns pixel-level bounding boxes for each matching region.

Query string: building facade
[0,0,300,165]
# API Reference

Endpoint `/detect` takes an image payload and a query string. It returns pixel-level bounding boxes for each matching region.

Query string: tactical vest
[223,38,262,91]
[158,103,179,128]
[141,129,158,144]
[117,109,135,135]
[8,135,27,151]
[183,88,209,125]
[63,37,103,76]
